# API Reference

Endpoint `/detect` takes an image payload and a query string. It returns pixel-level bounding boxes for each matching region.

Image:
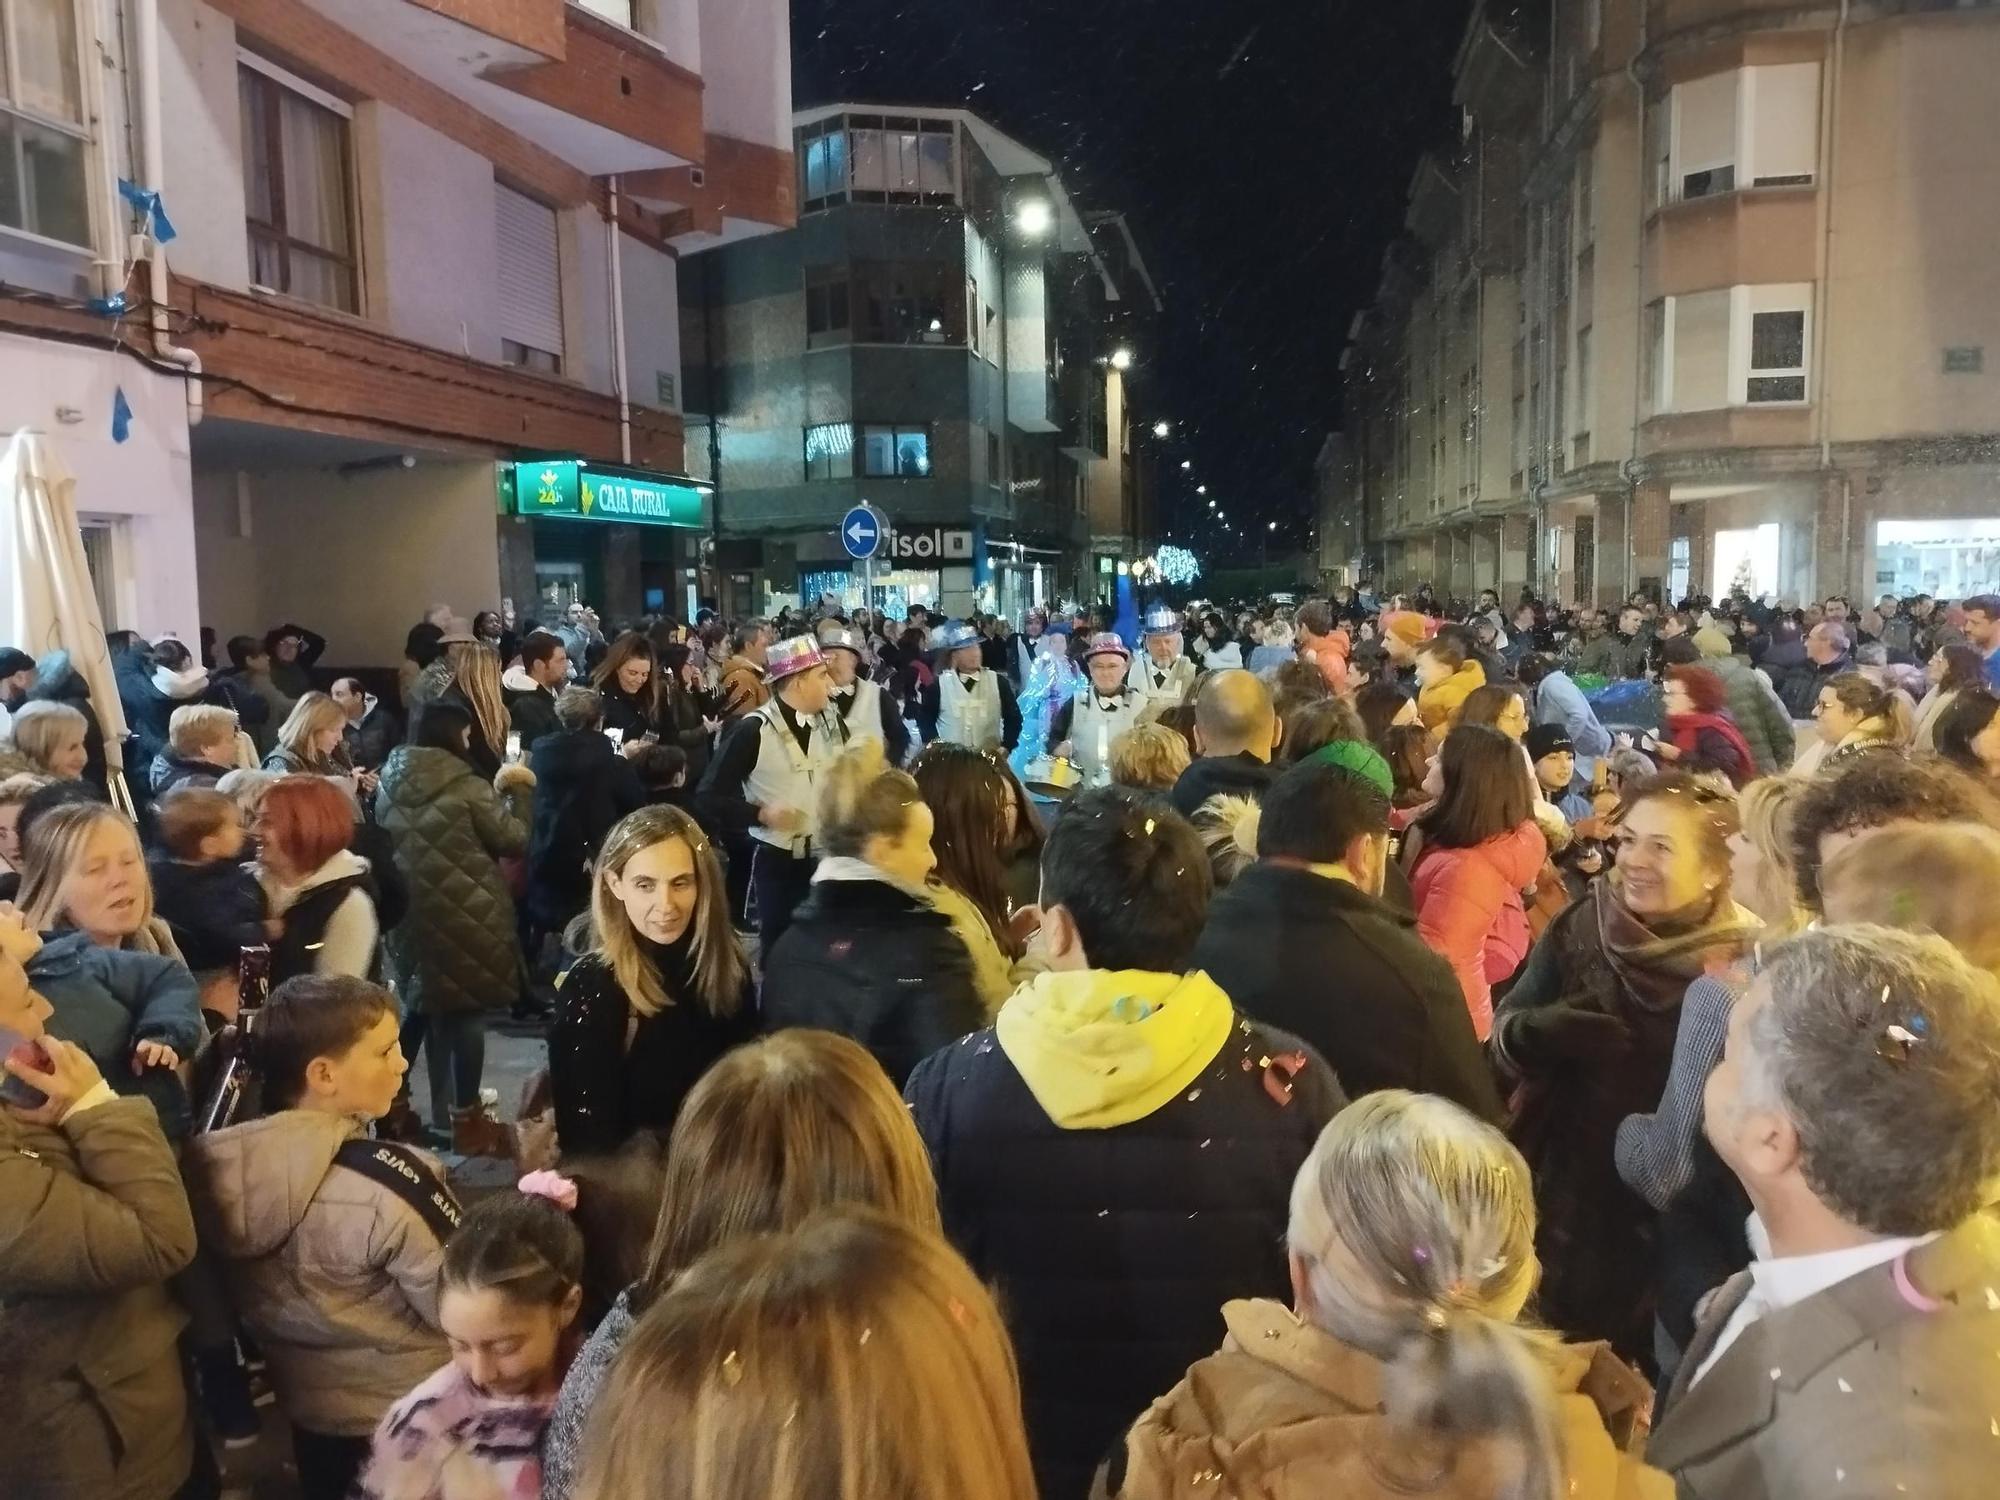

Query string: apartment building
[0,0,791,665]
[1340,0,2000,609]
[679,105,1160,622]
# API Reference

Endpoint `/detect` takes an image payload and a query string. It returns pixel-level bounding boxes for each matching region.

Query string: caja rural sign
[504,460,709,530]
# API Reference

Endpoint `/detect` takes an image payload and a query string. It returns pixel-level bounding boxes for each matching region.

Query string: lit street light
[1195,484,1207,495]
[1014,200,1053,237]
[1109,348,1133,371]
[1152,420,1171,438]
[1268,521,1278,531]
[1180,460,1192,471]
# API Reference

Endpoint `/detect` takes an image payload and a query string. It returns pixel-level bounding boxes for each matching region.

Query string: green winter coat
[376,744,530,1014]
[1704,653,1796,777]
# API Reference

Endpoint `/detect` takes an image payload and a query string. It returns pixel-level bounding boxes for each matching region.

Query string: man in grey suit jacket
[1651,926,2000,1498]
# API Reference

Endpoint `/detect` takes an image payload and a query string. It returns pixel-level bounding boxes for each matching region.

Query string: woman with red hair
[1657,664,1755,787]
[254,776,381,982]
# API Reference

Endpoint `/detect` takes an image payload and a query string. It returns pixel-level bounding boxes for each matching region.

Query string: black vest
[271,874,377,985]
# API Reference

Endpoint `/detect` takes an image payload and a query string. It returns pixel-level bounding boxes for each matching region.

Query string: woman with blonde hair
[542,1030,945,1500]
[911,742,1027,1015]
[7,699,90,781]
[760,741,981,1084]
[1102,1091,1666,1500]
[1615,775,1806,1212]
[549,802,755,1156]
[263,691,354,780]
[1110,720,1193,794]
[448,640,511,776]
[573,1208,1034,1500]
[1792,671,1913,777]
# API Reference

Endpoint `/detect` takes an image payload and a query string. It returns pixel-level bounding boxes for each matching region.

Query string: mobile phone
[0,1027,49,1109]
[604,728,625,747]
[640,732,659,745]
[506,731,523,762]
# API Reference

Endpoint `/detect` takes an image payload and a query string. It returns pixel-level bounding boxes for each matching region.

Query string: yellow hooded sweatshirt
[995,968,1237,1130]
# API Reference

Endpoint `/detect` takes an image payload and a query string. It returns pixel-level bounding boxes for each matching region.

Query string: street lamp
[1152,419,1171,438]
[1014,199,1053,237]
[1109,347,1133,372]
[1195,484,1207,495]
[1268,521,1278,531]
[1180,460,1192,471]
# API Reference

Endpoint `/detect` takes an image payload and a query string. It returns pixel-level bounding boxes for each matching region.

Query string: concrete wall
[159,0,250,292]
[622,236,683,412]
[0,337,200,644]
[192,459,502,666]
[356,104,500,361]
[695,0,791,150]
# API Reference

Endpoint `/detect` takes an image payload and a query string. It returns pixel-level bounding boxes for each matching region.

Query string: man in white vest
[1128,605,1198,711]
[1052,633,1156,787]
[917,619,1021,752]
[696,634,841,955]
[816,621,909,764]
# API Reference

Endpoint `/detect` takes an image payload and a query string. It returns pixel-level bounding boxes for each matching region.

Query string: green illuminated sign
[504,460,708,529]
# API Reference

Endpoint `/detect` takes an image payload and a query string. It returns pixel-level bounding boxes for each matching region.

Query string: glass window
[918,125,956,200]
[804,422,854,481]
[1748,309,1807,403]
[802,128,848,206]
[239,62,356,312]
[806,268,850,344]
[0,0,88,247]
[853,262,963,344]
[850,123,888,196]
[860,425,930,478]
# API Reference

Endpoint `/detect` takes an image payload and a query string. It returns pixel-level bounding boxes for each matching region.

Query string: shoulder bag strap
[332,1138,464,1243]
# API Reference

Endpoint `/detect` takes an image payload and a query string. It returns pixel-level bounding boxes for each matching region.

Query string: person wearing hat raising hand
[1051,634,1156,788]
[1128,607,1198,711]
[816,622,909,765]
[916,620,1020,753]
[696,636,844,954]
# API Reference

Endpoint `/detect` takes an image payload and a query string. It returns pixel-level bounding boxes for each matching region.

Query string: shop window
[239,55,357,312]
[1877,519,2000,600]
[804,422,854,481]
[496,182,563,373]
[1669,536,1692,603]
[1667,64,1820,205]
[861,425,930,478]
[0,0,90,248]
[806,267,850,346]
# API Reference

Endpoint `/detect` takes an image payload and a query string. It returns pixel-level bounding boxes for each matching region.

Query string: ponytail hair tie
[517,1170,579,1212]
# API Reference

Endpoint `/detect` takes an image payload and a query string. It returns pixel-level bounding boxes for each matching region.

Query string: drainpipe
[1623,7,1649,603]
[606,175,631,465]
[1817,1,1852,595]
[134,0,202,426]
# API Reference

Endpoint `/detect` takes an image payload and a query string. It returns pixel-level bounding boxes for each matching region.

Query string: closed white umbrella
[1,428,135,812]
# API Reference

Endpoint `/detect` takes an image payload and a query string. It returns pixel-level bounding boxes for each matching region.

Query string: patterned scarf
[1596,876,1761,1013]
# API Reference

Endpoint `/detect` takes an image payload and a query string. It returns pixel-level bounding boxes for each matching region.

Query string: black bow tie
[961,676,980,692]
[1152,670,1166,688]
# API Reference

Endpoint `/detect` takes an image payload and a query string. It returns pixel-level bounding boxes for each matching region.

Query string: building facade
[1340,0,2000,609]
[0,0,791,667]
[679,105,1160,622]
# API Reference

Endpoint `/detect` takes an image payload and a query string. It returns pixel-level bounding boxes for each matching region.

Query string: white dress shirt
[1691,1213,1940,1385]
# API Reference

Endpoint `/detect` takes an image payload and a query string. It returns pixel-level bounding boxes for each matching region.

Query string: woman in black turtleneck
[548,804,757,1155]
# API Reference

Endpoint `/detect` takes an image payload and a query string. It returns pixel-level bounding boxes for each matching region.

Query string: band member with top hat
[816,621,909,765]
[916,619,1021,752]
[1130,605,1199,711]
[1052,633,1158,787]
[696,635,844,954]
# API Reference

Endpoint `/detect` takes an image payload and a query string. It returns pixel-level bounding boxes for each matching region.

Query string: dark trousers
[293,1428,370,1500]
[750,842,816,959]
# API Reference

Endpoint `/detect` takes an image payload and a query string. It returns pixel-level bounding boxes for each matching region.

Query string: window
[804,422,854,481]
[987,429,1001,487]
[802,114,957,211]
[853,262,963,345]
[1573,325,1592,437]
[1666,64,1821,205]
[239,57,357,312]
[571,0,632,26]
[1669,535,1692,603]
[1747,308,1807,404]
[1575,150,1594,247]
[806,267,850,345]
[860,425,930,478]
[967,276,981,355]
[495,182,562,372]
[0,0,89,247]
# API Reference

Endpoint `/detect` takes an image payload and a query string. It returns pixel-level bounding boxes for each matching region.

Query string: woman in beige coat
[1097,1091,1671,1500]
[0,918,198,1500]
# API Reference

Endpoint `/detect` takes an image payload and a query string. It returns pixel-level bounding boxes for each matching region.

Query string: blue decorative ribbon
[111,386,132,444]
[117,178,177,244]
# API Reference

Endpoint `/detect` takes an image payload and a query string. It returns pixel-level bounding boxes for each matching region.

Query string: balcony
[622,133,798,247]
[265,0,705,174]
[177,277,684,469]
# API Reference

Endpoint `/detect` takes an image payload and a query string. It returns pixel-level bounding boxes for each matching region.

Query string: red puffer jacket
[1409,821,1547,1040]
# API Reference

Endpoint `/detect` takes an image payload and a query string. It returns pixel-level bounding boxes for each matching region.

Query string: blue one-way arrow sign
[841,505,882,560]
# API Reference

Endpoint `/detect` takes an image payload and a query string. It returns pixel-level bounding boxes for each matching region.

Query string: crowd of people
[5,573,2000,1500]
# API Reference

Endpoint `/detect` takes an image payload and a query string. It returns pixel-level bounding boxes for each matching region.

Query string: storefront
[792,522,977,620]
[1874,517,2000,600]
[499,458,712,622]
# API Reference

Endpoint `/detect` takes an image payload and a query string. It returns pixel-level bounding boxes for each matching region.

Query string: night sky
[790,0,1476,561]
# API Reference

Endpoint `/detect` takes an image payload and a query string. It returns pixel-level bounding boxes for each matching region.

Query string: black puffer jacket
[526,730,645,931]
[904,979,1345,1500]
[760,874,982,1087]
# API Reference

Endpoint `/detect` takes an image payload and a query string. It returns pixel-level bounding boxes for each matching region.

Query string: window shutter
[1747,64,1820,184]
[1674,73,1739,185]
[496,183,563,361]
